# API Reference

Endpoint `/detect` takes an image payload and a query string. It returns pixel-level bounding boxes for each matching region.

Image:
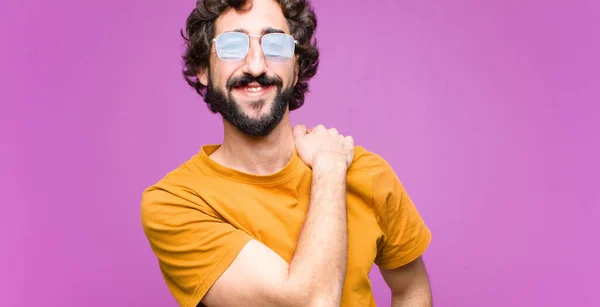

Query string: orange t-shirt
[141,144,431,307]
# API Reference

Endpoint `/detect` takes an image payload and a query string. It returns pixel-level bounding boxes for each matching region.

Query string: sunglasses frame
[211,32,298,62]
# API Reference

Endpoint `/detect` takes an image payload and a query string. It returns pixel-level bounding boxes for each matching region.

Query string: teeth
[245,86,263,92]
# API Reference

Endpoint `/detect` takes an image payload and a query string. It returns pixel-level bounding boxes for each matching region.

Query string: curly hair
[180,0,319,111]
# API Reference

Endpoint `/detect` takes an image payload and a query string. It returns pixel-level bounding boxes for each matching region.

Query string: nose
[241,37,267,77]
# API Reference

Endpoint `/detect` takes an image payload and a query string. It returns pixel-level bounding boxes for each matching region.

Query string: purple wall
[3,0,599,306]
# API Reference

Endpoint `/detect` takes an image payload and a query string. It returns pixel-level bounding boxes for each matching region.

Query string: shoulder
[140,154,217,226]
[347,145,408,214]
[142,155,197,200]
[348,145,398,185]
[351,145,392,168]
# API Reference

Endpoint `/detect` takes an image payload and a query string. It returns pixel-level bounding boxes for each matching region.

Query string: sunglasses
[212,32,298,62]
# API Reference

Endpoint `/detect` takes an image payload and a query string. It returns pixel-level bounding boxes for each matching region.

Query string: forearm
[285,157,348,306]
[391,284,432,307]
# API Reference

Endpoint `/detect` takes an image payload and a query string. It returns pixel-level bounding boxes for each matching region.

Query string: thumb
[293,124,307,140]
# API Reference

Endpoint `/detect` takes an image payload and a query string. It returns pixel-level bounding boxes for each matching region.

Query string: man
[140,0,433,306]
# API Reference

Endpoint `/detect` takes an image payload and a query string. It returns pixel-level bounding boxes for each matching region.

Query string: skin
[199,0,298,176]
[196,0,432,306]
[381,257,433,306]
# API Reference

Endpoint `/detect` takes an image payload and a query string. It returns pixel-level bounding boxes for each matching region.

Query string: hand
[293,124,355,170]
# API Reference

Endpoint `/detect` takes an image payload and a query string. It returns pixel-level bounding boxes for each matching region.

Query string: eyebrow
[227,27,286,35]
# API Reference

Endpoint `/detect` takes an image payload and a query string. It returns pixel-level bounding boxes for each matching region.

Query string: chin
[243,105,273,120]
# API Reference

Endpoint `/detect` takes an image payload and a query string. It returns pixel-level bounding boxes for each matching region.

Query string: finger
[293,124,307,139]
[312,124,326,134]
[345,135,354,144]
[328,127,339,135]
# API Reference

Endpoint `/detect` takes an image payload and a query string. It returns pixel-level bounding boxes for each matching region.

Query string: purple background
[2,0,599,306]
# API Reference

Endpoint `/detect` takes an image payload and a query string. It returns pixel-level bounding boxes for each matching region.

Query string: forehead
[214,0,290,35]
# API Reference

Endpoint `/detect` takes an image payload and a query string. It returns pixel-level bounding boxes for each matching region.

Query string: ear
[197,67,208,87]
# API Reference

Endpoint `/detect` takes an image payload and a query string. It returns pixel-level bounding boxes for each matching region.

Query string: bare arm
[201,125,353,307]
[380,257,432,307]
[287,157,349,305]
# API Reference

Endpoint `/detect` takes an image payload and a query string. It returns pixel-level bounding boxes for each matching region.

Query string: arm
[364,150,432,307]
[379,256,432,307]
[202,125,353,307]
[201,160,348,307]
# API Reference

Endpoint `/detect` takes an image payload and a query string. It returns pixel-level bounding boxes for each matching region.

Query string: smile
[233,85,274,97]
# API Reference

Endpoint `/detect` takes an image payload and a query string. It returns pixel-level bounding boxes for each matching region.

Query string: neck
[210,114,295,176]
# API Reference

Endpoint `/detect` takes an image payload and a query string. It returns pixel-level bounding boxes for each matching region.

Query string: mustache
[226,73,283,90]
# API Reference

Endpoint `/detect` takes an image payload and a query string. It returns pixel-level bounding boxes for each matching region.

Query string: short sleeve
[140,185,252,307]
[372,159,432,270]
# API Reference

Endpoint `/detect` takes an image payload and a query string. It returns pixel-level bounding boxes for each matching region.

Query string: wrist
[313,154,348,173]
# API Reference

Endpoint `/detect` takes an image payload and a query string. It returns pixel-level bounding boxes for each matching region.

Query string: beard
[204,72,295,137]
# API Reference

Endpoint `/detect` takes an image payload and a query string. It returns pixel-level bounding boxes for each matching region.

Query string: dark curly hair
[181,0,319,111]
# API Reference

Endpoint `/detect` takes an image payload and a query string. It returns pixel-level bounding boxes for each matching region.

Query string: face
[199,0,299,137]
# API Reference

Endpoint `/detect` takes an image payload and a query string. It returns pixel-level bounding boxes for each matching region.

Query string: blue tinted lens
[262,33,295,61]
[216,32,249,60]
